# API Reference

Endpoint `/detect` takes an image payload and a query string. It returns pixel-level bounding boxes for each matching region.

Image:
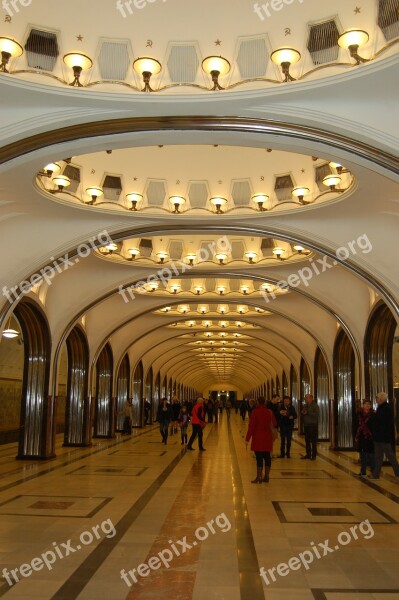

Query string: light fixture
[43,163,61,178]
[157,251,169,264]
[186,253,197,266]
[338,30,370,64]
[217,286,226,296]
[194,286,204,295]
[128,248,140,260]
[171,284,181,294]
[148,281,159,292]
[2,316,19,339]
[85,186,103,204]
[169,196,185,214]
[210,197,227,214]
[200,306,207,314]
[188,320,196,328]
[292,187,310,203]
[0,37,23,73]
[204,321,212,328]
[106,243,118,254]
[245,251,257,264]
[238,306,245,314]
[270,48,301,82]
[252,194,269,211]
[260,283,272,292]
[323,175,342,190]
[293,245,305,254]
[201,55,231,90]
[240,285,249,295]
[126,193,143,211]
[215,253,227,265]
[180,305,189,313]
[53,175,71,191]
[273,247,285,260]
[133,57,162,92]
[329,162,349,175]
[63,53,93,86]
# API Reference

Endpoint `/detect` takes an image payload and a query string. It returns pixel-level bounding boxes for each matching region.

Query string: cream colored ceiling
[0,0,398,393]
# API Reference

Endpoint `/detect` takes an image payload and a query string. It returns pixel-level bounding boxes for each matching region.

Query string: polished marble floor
[0,415,398,600]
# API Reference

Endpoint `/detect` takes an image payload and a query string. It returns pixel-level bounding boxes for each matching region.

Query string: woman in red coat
[245,397,277,483]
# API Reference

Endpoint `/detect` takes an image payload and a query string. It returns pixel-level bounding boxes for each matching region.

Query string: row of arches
[249,303,399,450]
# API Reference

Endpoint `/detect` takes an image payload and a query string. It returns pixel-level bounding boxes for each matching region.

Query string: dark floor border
[271,500,396,524]
[312,589,399,600]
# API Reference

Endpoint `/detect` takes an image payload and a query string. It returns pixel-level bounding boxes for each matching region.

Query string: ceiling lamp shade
[63,53,93,86]
[329,162,345,174]
[270,47,301,82]
[85,187,103,204]
[252,194,269,211]
[215,253,227,265]
[44,163,61,178]
[0,37,23,73]
[210,197,227,214]
[323,175,341,190]
[133,57,162,92]
[2,327,19,338]
[217,286,226,295]
[157,251,169,264]
[169,196,185,214]
[293,245,305,254]
[53,175,71,191]
[240,285,250,295]
[245,251,257,264]
[194,286,204,295]
[273,247,285,259]
[171,284,181,294]
[202,55,231,90]
[127,248,140,260]
[126,193,143,211]
[186,253,197,266]
[292,186,310,203]
[338,30,370,64]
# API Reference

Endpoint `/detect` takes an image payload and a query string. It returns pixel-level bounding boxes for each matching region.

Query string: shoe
[286,454,290,458]
[301,455,310,460]
[187,446,195,451]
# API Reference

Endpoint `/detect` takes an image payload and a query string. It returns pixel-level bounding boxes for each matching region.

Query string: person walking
[279,396,297,458]
[178,405,190,445]
[156,398,172,444]
[187,397,207,451]
[245,396,278,483]
[301,394,319,460]
[240,399,248,421]
[354,400,375,477]
[370,392,399,480]
[225,398,232,418]
[171,396,181,435]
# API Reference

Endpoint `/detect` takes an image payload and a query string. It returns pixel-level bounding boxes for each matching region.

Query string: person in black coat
[278,396,297,458]
[370,392,399,479]
[156,398,172,444]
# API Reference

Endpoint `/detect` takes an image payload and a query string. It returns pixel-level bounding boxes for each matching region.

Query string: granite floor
[0,415,398,600]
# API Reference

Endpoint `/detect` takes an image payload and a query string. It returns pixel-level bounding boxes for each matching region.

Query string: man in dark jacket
[278,396,297,458]
[301,394,319,460]
[370,392,399,480]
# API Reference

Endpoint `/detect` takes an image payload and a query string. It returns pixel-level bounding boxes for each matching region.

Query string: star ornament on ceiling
[214,39,222,46]
[77,35,83,42]
[354,6,361,13]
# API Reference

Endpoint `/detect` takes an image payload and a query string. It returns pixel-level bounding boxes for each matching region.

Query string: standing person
[187,397,206,452]
[370,392,399,480]
[279,396,297,458]
[301,394,319,460]
[144,399,151,425]
[240,399,248,421]
[156,398,172,445]
[355,400,375,477]
[225,397,232,418]
[248,398,256,417]
[207,398,214,423]
[122,399,133,435]
[178,405,190,445]
[171,396,181,435]
[245,396,278,483]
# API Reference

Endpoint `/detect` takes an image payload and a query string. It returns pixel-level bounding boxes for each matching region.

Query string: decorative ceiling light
[2,316,20,339]
[338,30,370,64]
[53,175,71,191]
[200,306,207,314]
[186,253,197,266]
[148,281,159,292]
[270,48,301,82]
[205,331,212,337]
[106,243,118,254]
[217,286,226,296]
[180,305,189,313]
[85,186,103,204]
[187,321,196,328]
[293,245,305,254]
[252,194,269,211]
[218,306,227,314]
[240,285,249,295]
[63,53,93,86]
[260,283,272,292]
[201,55,231,90]
[215,252,228,266]
[0,37,23,72]
[292,187,310,203]
[204,321,212,328]
[245,251,257,264]
[210,197,227,214]
[329,162,349,175]
[126,193,143,211]
[169,196,185,214]
[157,251,169,264]
[171,284,181,294]
[163,306,172,312]
[238,306,246,314]
[133,56,162,92]
[43,163,61,178]
[273,247,285,260]
[194,286,204,295]
[323,175,341,190]
[128,248,140,260]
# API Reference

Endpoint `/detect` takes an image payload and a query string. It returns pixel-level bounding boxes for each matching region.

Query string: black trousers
[187,424,204,450]
[304,424,318,458]
[280,427,293,456]
[255,451,271,468]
